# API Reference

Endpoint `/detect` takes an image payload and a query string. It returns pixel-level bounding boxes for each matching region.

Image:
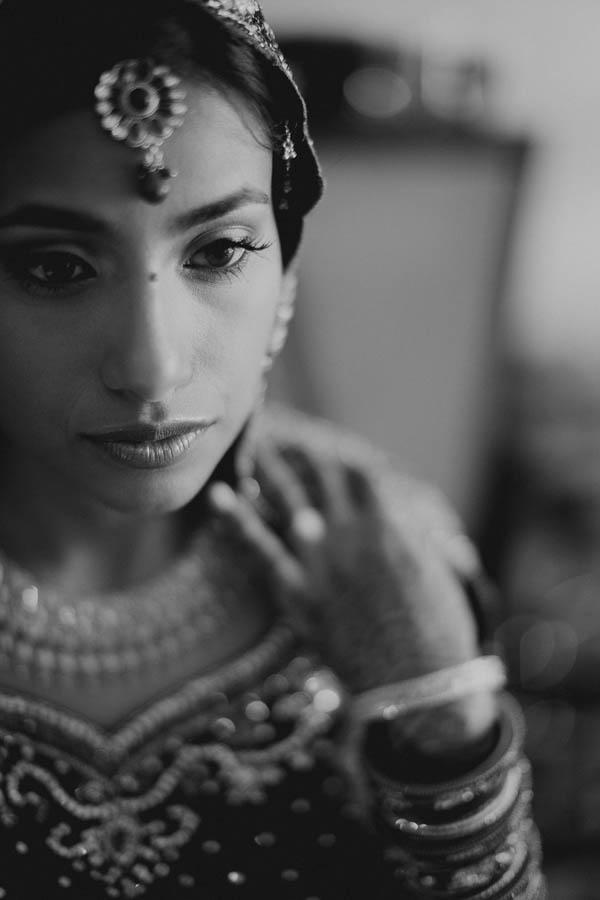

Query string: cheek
[0,307,85,433]
[201,273,281,391]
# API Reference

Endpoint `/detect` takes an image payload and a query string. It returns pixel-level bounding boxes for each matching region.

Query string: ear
[264,266,299,369]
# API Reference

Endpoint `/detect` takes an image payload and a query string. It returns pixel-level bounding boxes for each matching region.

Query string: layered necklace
[0,525,234,681]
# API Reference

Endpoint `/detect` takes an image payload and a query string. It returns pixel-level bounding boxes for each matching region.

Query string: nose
[100,275,192,403]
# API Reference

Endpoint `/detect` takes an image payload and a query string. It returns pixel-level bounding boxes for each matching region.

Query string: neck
[0,412,254,593]
[0,450,184,594]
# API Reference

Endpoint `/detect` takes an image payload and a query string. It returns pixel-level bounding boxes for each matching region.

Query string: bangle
[401,831,529,897]
[353,655,506,724]
[390,762,526,841]
[387,813,544,899]
[366,693,543,899]
[367,695,525,814]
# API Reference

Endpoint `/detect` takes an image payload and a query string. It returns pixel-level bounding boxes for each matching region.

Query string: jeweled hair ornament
[192,0,322,215]
[95,59,188,203]
[88,0,321,211]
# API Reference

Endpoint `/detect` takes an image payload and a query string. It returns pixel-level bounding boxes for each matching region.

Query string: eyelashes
[183,236,273,283]
[5,249,97,296]
[0,235,275,298]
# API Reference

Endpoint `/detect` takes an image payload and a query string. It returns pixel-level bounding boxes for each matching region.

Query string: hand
[208,441,497,758]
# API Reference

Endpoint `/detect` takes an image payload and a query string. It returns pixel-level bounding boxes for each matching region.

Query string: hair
[0,0,303,264]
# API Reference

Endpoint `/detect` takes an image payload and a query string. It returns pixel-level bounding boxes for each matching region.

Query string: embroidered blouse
[0,406,545,899]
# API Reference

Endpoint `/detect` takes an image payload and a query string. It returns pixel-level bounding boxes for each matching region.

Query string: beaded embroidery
[185,0,318,212]
[0,622,344,898]
[192,0,291,76]
[0,528,233,680]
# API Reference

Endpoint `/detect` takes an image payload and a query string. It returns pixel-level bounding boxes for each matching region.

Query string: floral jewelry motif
[46,806,200,894]
[95,59,187,203]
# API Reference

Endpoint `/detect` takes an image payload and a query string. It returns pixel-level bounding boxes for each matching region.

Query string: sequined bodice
[0,621,388,899]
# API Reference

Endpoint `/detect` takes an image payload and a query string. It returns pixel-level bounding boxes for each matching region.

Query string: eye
[183,236,273,281]
[25,250,96,287]
[185,239,248,271]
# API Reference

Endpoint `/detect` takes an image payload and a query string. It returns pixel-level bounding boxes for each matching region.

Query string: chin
[70,421,235,517]
[85,463,214,518]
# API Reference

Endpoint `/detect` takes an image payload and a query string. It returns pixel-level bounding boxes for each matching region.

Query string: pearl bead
[245,700,269,722]
[212,717,236,739]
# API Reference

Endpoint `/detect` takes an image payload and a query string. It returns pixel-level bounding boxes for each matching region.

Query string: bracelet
[366,692,546,899]
[353,655,507,724]
[472,825,543,900]
[366,694,525,816]
[390,762,525,841]
[389,817,543,900]
[400,831,529,897]
[389,786,534,869]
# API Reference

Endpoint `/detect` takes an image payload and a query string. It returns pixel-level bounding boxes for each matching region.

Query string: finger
[254,443,327,567]
[344,462,385,519]
[208,482,323,634]
[254,439,313,528]
[279,444,355,531]
[208,481,304,594]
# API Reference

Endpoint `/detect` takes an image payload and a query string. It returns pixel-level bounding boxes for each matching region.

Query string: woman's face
[0,79,288,518]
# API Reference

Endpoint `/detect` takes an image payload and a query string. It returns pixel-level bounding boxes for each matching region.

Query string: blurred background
[263,2,600,896]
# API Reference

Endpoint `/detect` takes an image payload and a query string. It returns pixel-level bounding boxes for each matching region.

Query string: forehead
[0,80,273,220]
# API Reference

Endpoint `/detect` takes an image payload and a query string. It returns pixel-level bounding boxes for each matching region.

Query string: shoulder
[255,403,481,583]
[257,401,383,471]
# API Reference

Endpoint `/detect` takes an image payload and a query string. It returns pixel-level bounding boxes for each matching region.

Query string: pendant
[137,164,175,203]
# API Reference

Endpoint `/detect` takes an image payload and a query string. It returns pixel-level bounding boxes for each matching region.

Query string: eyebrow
[0,188,272,235]
[168,187,271,232]
[0,205,109,234]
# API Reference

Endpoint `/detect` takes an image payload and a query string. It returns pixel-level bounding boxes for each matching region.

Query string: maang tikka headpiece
[90,0,322,211]
[95,59,188,203]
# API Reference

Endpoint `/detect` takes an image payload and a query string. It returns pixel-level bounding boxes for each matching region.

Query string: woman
[0,0,545,897]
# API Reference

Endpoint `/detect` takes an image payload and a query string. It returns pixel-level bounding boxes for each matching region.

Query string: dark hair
[0,0,302,264]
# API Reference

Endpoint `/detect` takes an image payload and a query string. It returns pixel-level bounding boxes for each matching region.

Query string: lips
[83,420,215,469]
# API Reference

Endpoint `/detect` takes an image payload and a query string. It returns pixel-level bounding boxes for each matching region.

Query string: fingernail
[208,481,237,512]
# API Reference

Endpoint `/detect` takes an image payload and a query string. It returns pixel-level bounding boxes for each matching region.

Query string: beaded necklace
[0,526,234,680]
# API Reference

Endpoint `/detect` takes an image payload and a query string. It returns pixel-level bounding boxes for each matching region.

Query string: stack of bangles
[355,660,546,900]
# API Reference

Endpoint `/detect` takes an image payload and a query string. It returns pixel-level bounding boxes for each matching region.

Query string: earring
[262,273,298,373]
[278,123,298,212]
